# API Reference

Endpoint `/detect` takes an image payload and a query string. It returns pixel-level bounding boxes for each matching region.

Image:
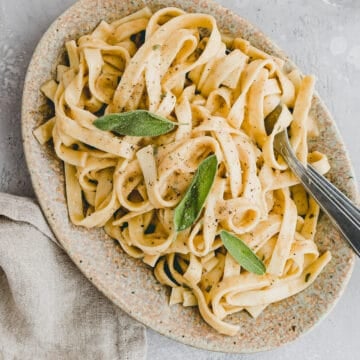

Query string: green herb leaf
[220,230,266,275]
[93,110,176,137]
[174,155,218,232]
[264,104,282,136]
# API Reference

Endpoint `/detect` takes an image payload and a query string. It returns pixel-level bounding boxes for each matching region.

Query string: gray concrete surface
[1,0,359,358]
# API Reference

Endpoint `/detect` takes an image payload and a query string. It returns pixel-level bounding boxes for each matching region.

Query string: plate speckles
[21,0,358,353]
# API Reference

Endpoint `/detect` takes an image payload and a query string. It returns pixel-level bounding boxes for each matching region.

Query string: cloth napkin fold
[0,192,146,360]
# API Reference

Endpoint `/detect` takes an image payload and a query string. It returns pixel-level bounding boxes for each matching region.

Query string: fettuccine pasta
[34,7,331,336]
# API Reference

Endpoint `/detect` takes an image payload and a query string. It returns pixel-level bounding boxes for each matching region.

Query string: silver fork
[265,105,360,256]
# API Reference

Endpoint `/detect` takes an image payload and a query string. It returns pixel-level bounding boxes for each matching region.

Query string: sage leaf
[93,110,176,136]
[174,155,218,232]
[264,104,282,136]
[220,230,266,275]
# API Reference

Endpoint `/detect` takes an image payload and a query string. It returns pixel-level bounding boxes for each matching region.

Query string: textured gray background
[1,0,359,359]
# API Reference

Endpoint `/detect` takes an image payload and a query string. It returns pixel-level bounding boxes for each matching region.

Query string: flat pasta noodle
[35,6,332,336]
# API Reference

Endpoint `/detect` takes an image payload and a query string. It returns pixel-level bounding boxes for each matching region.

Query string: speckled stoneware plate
[22,0,358,353]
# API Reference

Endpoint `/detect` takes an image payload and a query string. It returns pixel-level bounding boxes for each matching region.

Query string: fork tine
[267,104,360,255]
[287,152,360,227]
[281,141,360,256]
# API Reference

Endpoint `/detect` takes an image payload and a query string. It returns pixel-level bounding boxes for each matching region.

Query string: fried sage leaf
[174,155,218,232]
[93,110,176,136]
[220,230,266,275]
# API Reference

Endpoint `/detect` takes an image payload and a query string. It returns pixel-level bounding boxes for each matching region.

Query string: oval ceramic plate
[22,0,358,353]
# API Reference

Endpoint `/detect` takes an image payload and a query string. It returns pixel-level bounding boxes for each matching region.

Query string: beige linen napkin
[0,192,146,360]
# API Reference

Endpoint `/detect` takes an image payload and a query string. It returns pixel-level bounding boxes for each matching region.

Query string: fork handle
[281,145,360,256]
